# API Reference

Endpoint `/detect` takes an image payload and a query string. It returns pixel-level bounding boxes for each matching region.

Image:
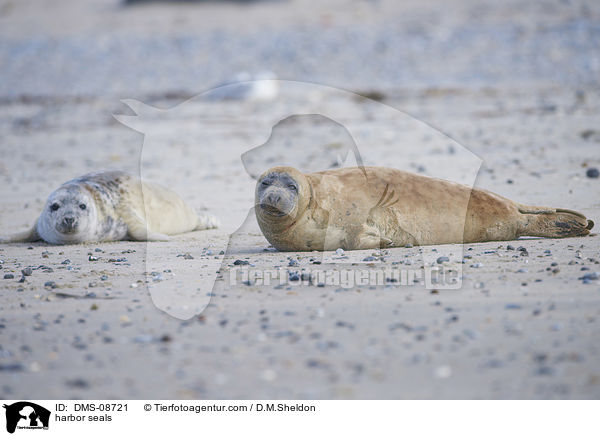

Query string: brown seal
[255,166,594,251]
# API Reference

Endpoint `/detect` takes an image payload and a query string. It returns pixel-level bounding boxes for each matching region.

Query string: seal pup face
[37,185,98,244]
[256,167,309,222]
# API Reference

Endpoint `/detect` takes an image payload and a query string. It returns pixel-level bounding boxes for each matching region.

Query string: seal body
[2,171,219,244]
[255,166,594,251]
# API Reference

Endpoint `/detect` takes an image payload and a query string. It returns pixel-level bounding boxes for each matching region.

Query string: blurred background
[1,0,598,99]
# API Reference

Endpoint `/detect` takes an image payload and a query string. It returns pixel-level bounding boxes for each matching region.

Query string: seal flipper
[0,222,40,243]
[194,214,220,231]
[518,206,594,238]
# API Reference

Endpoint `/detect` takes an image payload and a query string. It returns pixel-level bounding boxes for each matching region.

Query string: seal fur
[1,171,219,244]
[255,166,594,251]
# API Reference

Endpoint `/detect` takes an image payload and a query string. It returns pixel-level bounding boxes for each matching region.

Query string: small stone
[21,267,33,276]
[363,256,377,262]
[44,281,57,289]
[335,248,345,256]
[88,255,99,261]
[506,245,515,250]
[586,168,599,178]
[233,259,249,266]
[288,259,299,267]
[3,274,14,279]
[470,263,484,268]
[579,272,599,282]
[65,378,90,389]
[404,244,413,248]
[288,271,300,281]
[436,256,449,264]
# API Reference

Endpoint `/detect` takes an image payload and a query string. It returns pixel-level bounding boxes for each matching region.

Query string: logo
[3,402,50,434]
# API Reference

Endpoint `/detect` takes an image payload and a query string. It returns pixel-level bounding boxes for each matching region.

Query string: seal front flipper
[0,222,40,243]
[357,225,393,249]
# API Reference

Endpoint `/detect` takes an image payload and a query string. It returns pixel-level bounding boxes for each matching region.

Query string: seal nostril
[63,217,75,226]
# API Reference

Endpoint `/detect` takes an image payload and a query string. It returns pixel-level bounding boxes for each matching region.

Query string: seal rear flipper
[0,223,40,243]
[518,206,594,238]
[195,213,220,231]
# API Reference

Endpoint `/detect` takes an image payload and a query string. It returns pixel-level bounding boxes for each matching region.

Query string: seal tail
[518,205,594,238]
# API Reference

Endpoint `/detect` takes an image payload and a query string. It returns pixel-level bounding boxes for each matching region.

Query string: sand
[0,0,599,399]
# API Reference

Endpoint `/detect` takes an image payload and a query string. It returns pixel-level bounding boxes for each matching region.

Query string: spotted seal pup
[1,171,219,244]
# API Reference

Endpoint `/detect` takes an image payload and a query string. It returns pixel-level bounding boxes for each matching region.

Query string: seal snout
[58,215,78,233]
[259,189,289,217]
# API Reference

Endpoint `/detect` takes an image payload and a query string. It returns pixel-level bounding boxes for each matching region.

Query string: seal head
[255,166,311,224]
[36,185,99,244]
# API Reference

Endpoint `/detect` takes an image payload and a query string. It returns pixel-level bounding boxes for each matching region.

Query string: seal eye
[79,204,87,210]
[50,203,60,212]
[261,180,270,187]
[287,184,297,191]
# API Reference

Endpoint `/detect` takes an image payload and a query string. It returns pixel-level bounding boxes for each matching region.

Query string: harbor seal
[1,171,219,245]
[255,166,594,251]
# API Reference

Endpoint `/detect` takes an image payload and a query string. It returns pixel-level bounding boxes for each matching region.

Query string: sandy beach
[0,0,599,399]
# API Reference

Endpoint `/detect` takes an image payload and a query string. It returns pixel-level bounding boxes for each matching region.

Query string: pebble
[335,248,344,256]
[288,271,300,281]
[579,272,598,281]
[44,281,57,289]
[233,259,249,265]
[470,263,484,268]
[21,267,33,276]
[65,378,90,389]
[586,168,599,178]
[436,256,449,264]
[288,259,299,267]
[3,274,14,279]
[363,256,377,262]
[0,363,24,372]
